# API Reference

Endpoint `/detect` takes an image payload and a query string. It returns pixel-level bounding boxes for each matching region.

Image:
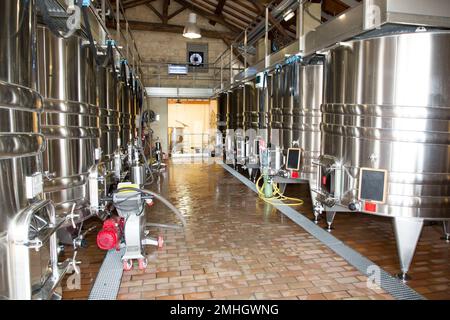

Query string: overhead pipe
[246,0,299,47]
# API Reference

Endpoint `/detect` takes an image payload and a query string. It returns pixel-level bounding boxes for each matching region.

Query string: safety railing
[140,61,246,88]
[57,0,146,83]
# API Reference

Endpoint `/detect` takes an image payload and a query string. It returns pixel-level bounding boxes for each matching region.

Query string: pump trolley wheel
[123,259,133,271]
[157,235,164,248]
[138,258,148,270]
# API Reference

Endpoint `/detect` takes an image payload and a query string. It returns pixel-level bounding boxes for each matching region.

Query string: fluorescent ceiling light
[283,9,295,22]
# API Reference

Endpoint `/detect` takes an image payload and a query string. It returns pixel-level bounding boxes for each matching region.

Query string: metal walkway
[88,248,125,300]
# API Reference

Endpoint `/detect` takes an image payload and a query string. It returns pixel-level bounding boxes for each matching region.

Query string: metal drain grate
[88,248,124,300]
[219,161,425,300]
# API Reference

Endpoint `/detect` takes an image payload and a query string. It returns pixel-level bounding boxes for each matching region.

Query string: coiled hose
[255,175,304,207]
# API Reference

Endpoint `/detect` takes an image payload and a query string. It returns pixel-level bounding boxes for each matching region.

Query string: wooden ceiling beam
[167,5,187,20]
[224,1,258,21]
[121,0,156,10]
[108,19,236,40]
[215,0,227,15]
[199,0,253,23]
[162,0,170,23]
[322,0,350,16]
[174,0,242,32]
[233,0,261,15]
[191,0,251,27]
[209,0,226,25]
[145,2,164,21]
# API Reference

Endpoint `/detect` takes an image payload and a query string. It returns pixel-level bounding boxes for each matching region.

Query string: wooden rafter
[145,2,164,21]
[122,0,156,10]
[173,0,242,32]
[162,0,170,23]
[120,0,363,26]
[198,0,253,27]
[209,0,226,26]
[144,0,186,24]
[320,0,362,21]
[167,4,187,20]
[188,0,248,29]
[224,1,258,21]
[322,0,349,16]
[108,19,235,40]
[120,0,311,41]
[215,0,226,15]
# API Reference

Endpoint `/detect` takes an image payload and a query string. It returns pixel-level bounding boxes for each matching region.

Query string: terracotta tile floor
[222,165,450,300]
[117,161,392,300]
[61,218,105,300]
[62,160,449,300]
[283,182,450,300]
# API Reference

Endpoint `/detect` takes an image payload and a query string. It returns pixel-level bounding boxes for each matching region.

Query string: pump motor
[96,217,124,250]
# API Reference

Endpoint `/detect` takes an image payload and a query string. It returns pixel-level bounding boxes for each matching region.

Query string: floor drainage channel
[88,248,125,300]
[219,161,425,300]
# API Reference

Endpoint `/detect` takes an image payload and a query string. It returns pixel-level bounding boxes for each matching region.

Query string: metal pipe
[116,0,120,42]
[244,28,248,73]
[101,0,106,23]
[126,21,129,60]
[220,55,223,90]
[265,6,269,68]
[298,0,304,54]
[230,44,233,83]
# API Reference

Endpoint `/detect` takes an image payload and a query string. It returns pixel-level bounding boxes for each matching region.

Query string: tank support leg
[279,183,287,194]
[325,211,336,232]
[248,168,253,180]
[251,170,257,183]
[313,210,320,224]
[393,217,424,282]
[312,202,323,224]
[442,221,450,242]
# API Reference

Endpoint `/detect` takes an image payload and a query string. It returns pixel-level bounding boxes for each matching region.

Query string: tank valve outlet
[43,171,56,181]
[348,203,358,211]
[73,237,87,249]
[57,245,65,255]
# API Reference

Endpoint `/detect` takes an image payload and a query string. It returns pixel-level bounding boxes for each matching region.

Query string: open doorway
[168,98,217,157]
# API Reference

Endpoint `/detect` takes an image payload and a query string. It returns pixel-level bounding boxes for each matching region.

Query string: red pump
[96,217,124,250]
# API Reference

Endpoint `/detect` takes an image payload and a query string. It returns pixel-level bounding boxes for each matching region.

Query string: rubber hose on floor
[142,189,187,227]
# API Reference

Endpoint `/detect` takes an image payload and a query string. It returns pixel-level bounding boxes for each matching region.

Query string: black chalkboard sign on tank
[359,168,387,203]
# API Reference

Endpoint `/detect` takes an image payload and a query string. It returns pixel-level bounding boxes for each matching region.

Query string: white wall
[146,97,169,154]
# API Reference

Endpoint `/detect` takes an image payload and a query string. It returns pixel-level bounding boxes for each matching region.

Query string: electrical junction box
[26,172,43,199]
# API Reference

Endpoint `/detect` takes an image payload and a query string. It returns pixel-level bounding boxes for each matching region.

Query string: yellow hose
[255,175,304,206]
